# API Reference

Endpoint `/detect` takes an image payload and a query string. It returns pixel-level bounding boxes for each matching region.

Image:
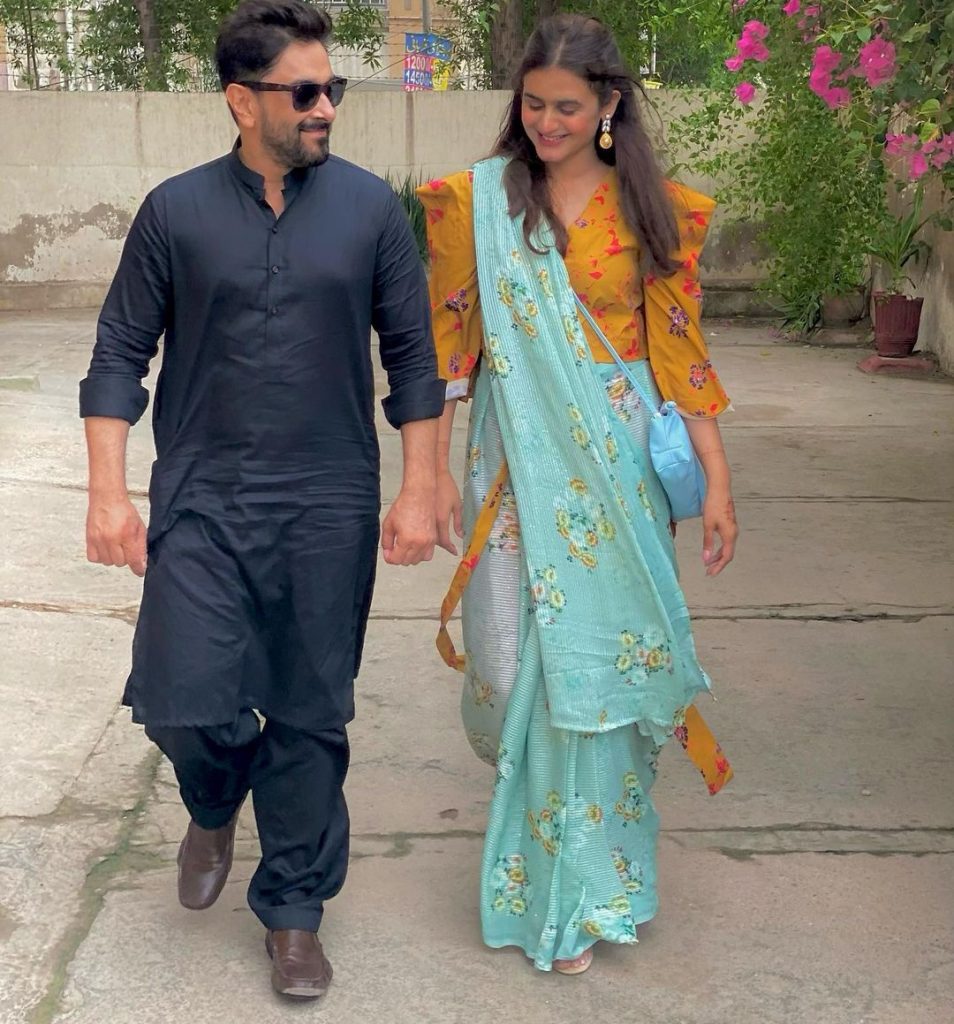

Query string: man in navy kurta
[79,0,443,998]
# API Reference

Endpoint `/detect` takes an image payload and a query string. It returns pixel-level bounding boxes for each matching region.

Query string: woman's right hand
[436,468,463,556]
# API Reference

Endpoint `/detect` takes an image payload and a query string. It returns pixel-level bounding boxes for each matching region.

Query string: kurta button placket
[265,225,283,373]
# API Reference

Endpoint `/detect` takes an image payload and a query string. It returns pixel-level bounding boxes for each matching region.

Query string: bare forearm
[437,399,458,473]
[84,416,147,576]
[85,416,131,499]
[383,416,440,566]
[399,416,439,494]
[685,416,731,492]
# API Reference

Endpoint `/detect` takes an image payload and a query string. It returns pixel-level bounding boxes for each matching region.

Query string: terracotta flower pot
[872,293,923,358]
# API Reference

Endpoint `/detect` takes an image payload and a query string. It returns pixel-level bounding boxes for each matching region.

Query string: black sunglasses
[238,76,348,111]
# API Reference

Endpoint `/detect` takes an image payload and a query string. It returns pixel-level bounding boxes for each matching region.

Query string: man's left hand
[382,487,438,566]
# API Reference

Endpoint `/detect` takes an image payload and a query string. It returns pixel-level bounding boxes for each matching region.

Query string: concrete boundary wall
[0,91,513,311]
[0,90,767,312]
[1,90,951,367]
[910,181,954,374]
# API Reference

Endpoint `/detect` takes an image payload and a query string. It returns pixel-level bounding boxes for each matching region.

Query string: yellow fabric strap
[679,705,734,795]
[436,460,510,672]
[436,460,733,796]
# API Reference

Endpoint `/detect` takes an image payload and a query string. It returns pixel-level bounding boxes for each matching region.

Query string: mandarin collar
[227,139,312,201]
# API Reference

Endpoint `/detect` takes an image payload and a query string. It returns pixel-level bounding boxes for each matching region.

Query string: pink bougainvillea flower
[812,45,843,74]
[737,36,771,61]
[925,134,954,170]
[742,20,770,40]
[728,19,772,68]
[782,0,800,14]
[857,38,897,88]
[887,133,919,154]
[881,133,947,179]
[731,0,748,8]
[820,85,851,108]
[809,67,832,93]
[809,47,852,108]
[805,4,820,15]
[734,81,757,105]
[909,151,929,179]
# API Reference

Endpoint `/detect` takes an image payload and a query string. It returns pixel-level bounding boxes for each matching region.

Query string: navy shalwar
[80,145,444,930]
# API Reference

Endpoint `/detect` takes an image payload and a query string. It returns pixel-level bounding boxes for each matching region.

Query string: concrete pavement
[1,312,952,1024]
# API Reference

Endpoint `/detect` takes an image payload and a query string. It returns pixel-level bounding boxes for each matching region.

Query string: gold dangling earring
[598,115,613,151]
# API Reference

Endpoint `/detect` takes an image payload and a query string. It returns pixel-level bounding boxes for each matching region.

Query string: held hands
[382,485,439,566]
[701,486,738,577]
[86,495,147,577]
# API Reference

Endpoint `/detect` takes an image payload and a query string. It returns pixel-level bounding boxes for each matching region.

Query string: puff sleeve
[416,171,484,401]
[643,182,731,417]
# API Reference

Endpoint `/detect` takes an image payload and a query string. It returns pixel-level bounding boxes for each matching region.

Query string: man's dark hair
[215,0,333,89]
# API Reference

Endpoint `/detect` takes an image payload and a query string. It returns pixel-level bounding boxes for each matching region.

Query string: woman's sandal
[553,947,594,976]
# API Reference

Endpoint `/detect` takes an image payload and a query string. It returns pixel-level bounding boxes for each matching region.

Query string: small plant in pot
[866,189,931,358]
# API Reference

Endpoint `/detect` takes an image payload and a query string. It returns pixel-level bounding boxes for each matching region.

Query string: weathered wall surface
[909,181,954,373]
[0,89,771,314]
[3,89,950,363]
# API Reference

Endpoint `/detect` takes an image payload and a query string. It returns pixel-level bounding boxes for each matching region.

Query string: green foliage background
[3,0,950,334]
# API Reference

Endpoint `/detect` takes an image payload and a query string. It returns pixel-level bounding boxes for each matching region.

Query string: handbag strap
[574,295,659,414]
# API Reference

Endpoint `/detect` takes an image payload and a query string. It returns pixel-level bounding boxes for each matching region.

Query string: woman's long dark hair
[492,14,681,276]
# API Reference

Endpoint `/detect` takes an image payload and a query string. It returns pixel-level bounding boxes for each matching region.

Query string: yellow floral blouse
[417,170,730,417]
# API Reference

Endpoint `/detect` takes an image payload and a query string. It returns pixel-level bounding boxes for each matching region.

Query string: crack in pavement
[368,605,953,624]
[736,495,953,504]
[693,610,953,623]
[665,822,954,834]
[0,475,149,498]
[1,474,950,507]
[126,823,954,870]
[0,598,139,625]
[0,798,120,828]
[719,422,954,431]
[4,599,950,628]
[28,749,162,1024]
[2,718,140,826]
[345,823,954,852]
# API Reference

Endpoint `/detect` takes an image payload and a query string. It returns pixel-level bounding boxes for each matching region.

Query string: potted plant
[866,188,931,358]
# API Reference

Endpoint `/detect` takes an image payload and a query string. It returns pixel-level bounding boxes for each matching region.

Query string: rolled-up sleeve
[79,190,170,424]
[372,192,446,429]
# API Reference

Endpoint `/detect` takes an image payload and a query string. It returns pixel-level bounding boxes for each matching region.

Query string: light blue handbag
[575,296,707,521]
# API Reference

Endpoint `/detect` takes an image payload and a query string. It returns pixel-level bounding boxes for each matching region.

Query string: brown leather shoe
[265,930,333,999]
[176,814,239,910]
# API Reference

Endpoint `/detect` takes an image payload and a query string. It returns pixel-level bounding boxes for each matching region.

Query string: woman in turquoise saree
[420,15,739,975]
